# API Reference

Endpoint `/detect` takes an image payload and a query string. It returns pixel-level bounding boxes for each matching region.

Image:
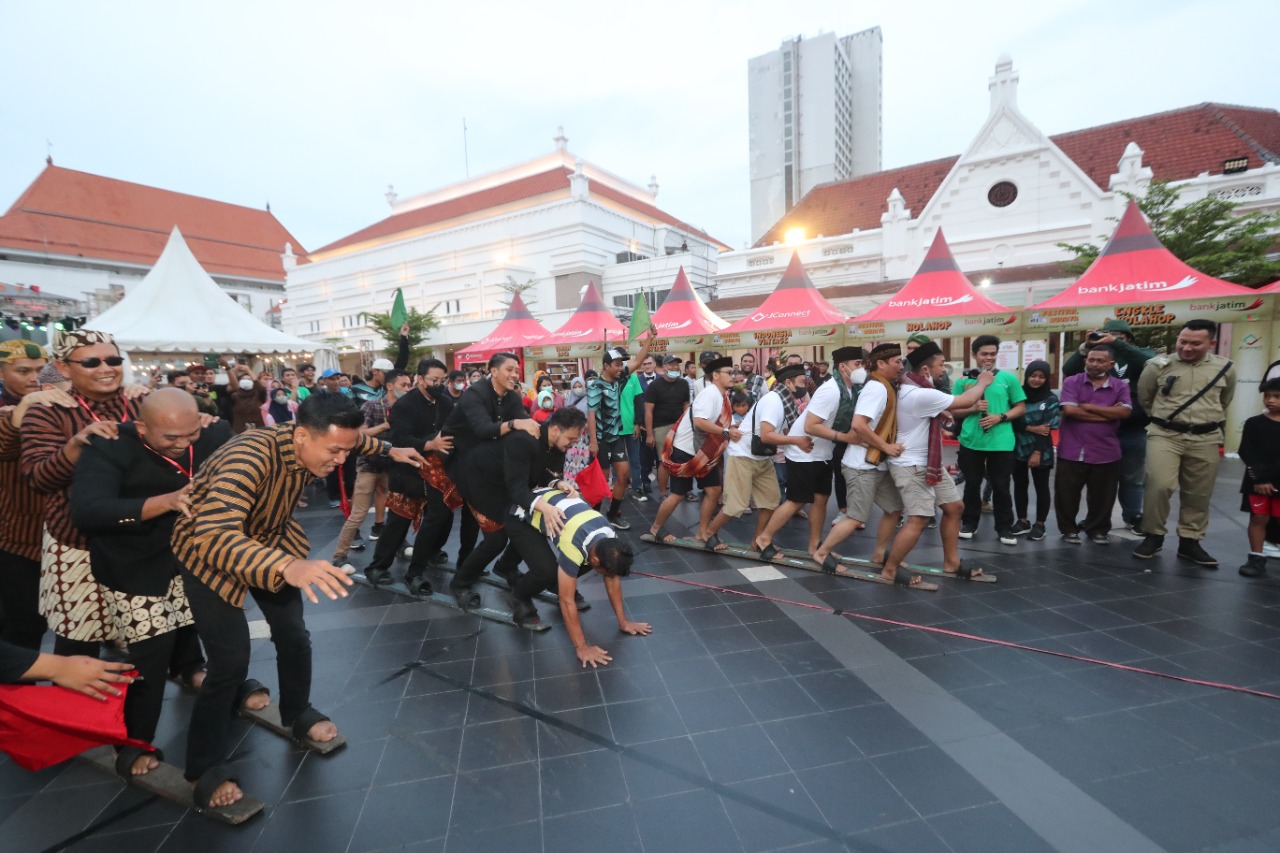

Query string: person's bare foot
[242,690,269,712]
[306,719,339,743]
[193,778,243,809]
[131,752,159,776]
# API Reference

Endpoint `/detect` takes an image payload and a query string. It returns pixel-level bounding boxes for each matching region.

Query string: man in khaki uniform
[1132,319,1236,566]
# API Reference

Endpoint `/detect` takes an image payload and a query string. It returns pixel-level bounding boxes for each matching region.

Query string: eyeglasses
[65,356,125,368]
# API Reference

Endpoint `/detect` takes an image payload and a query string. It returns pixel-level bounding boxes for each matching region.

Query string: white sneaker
[1264,542,1280,558]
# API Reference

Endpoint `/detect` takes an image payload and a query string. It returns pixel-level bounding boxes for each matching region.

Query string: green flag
[390,288,408,329]
[629,294,650,342]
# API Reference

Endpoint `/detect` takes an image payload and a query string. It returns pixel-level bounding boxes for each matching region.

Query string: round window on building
[988,181,1018,208]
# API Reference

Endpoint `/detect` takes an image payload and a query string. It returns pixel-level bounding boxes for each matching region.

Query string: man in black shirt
[70,388,231,775]
[360,359,462,591]
[645,354,692,499]
[450,407,586,627]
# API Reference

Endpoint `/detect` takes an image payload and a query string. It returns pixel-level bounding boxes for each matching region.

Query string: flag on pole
[629,294,650,342]
[390,288,408,329]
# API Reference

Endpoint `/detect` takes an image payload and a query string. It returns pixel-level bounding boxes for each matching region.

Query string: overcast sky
[3,0,1275,255]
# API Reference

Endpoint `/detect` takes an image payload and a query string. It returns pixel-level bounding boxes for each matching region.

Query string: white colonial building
[716,56,1280,326]
[283,131,727,368]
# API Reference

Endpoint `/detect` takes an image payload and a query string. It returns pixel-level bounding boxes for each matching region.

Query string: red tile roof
[756,103,1280,247]
[315,167,727,255]
[0,165,306,281]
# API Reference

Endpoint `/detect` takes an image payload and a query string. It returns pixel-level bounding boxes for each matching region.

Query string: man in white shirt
[702,364,811,551]
[643,357,741,544]
[754,347,864,559]
[811,344,907,576]
[886,342,993,581]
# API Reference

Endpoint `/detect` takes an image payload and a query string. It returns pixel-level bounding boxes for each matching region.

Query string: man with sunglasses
[19,330,143,656]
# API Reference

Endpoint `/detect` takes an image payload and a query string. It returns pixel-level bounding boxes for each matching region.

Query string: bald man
[70,389,232,777]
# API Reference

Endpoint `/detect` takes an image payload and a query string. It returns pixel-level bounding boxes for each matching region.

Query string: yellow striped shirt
[528,489,615,577]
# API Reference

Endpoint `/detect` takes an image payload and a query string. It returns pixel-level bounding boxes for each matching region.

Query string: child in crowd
[730,390,751,426]
[1237,378,1280,578]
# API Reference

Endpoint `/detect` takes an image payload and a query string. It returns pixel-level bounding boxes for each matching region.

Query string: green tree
[360,307,439,361]
[500,275,538,307]
[1058,181,1280,286]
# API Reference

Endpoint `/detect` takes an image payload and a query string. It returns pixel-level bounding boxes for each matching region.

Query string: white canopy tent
[84,227,336,370]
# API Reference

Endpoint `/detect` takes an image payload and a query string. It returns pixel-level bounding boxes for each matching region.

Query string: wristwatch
[721,428,729,438]
[999,413,1008,423]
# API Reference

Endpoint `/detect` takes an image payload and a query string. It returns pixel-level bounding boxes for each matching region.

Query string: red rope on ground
[634,570,1280,702]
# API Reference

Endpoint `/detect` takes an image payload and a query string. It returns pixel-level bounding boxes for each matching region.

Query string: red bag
[573,458,611,508]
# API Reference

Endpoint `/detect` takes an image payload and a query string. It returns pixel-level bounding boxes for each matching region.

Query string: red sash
[661,392,732,478]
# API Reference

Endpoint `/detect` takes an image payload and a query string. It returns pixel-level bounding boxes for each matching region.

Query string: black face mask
[425,384,444,398]
[790,383,808,400]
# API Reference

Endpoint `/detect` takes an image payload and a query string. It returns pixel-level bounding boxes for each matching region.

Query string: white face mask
[273,394,287,404]
[666,370,681,380]
[238,378,255,391]
[849,368,868,386]
[453,382,465,391]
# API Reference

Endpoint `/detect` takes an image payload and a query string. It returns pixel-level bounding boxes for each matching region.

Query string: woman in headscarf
[261,381,297,426]
[562,375,592,486]
[1011,359,1060,542]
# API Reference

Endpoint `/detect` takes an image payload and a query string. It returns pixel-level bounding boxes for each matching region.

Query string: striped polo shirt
[20,391,136,550]
[172,423,386,607]
[527,488,615,577]
[0,391,45,561]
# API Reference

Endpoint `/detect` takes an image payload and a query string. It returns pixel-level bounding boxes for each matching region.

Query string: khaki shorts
[653,425,673,453]
[888,465,961,517]
[843,466,903,523]
[722,456,781,517]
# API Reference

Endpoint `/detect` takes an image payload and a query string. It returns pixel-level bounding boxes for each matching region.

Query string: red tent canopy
[453,292,551,367]
[1025,201,1262,332]
[649,266,727,336]
[717,253,846,348]
[534,281,626,347]
[857,229,1014,321]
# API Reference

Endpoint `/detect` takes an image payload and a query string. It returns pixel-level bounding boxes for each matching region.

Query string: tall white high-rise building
[748,27,883,243]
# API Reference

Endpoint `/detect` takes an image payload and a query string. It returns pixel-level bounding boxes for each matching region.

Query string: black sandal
[758,543,781,562]
[405,574,432,596]
[892,567,914,587]
[113,746,162,781]
[286,706,341,750]
[235,679,270,712]
[820,554,841,574]
[191,764,240,814]
[703,534,723,552]
[449,582,481,610]
[364,567,392,587]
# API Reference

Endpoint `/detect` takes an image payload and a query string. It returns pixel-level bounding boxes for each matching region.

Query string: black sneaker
[1239,554,1267,578]
[1089,532,1110,545]
[1062,532,1082,545]
[958,524,976,540]
[350,535,366,552]
[1029,522,1046,541]
[609,516,631,531]
[998,530,1017,546]
[1009,520,1032,536]
[511,598,541,629]
[1176,539,1218,568]
[1132,534,1163,559]
[369,522,384,540]
[630,489,649,503]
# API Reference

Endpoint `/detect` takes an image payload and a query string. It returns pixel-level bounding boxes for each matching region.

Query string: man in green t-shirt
[951,335,1026,546]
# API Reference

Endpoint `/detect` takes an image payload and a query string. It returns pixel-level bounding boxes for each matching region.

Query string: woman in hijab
[1011,359,1060,541]
[262,380,297,425]
[563,375,593,485]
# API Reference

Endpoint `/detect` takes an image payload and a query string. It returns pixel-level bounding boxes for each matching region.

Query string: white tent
[86,227,333,361]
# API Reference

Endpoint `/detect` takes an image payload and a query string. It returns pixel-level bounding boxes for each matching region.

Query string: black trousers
[831,442,848,510]
[1054,458,1120,537]
[0,549,46,651]
[121,625,203,743]
[453,522,522,589]
[507,520,561,603]
[1012,460,1052,523]
[958,446,1014,532]
[365,493,479,577]
[182,568,312,782]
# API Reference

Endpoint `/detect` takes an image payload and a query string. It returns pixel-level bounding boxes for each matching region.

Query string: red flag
[0,680,152,770]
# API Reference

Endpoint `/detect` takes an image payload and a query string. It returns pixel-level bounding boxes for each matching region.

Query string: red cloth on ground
[0,679,152,770]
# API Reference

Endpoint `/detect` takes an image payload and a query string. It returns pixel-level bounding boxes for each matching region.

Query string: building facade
[282,131,727,368]
[0,164,299,335]
[748,27,884,243]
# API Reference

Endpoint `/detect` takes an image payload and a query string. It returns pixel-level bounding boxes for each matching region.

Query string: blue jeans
[625,434,645,490]
[1118,427,1146,525]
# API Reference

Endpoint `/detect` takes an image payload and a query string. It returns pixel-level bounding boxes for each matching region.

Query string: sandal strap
[114,745,162,780]
[235,678,270,710]
[191,764,238,811]
[286,706,332,742]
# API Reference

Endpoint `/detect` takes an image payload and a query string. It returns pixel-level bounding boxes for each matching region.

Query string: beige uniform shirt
[1137,352,1236,442]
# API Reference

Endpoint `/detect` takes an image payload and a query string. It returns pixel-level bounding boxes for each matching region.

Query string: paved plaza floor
[3,457,1279,852]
